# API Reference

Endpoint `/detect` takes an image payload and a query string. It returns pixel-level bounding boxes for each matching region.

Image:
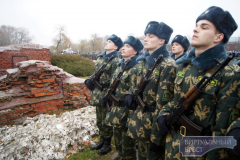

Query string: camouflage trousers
[114,127,136,160]
[96,106,113,139]
[138,141,164,160]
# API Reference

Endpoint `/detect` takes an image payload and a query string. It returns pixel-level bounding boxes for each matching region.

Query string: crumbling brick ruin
[0,60,91,125]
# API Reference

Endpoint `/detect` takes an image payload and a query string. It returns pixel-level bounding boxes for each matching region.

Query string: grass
[59,135,117,160]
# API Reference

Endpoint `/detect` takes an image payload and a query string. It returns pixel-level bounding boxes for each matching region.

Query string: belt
[95,84,109,90]
[179,125,211,136]
[144,105,156,112]
[113,100,125,107]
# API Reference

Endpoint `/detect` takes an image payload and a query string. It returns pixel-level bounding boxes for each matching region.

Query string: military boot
[98,138,112,155]
[90,136,104,150]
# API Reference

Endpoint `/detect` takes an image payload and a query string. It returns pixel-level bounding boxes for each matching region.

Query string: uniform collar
[118,55,139,70]
[137,44,169,67]
[97,50,118,60]
[176,44,227,70]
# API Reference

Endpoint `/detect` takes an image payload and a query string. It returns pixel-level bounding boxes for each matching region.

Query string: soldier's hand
[124,94,136,110]
[157,115,169,136]
[227,128,240,159]
[85,79,94,91]
[149,141,161,153]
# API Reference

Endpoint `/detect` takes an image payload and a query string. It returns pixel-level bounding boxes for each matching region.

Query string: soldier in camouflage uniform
[171,35,190,61]
[85,34,123,155]
[125,21,176,160]
[104,36,143,160]
[226,117,240,160]
[158,6,240,160]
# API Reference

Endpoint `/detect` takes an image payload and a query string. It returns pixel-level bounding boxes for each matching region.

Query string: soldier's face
[104,40,118,51]
[172,42,184,55]
[144,33,162,52]
[121,43,137,59]
[191,20,221,50]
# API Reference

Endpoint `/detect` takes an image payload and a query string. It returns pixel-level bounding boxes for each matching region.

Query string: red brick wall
[0,48,51,69]
[0,60,91,125]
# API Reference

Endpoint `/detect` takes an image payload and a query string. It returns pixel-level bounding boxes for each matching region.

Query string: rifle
[133,54,163,112]
[90,55,114,90]
[166,52,235,136]
[105,59,131,111]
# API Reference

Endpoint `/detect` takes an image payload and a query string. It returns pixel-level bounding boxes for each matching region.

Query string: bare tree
[0,25,33,46]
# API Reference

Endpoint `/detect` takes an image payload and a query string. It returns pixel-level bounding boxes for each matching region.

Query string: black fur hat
[107,34,123,51]
[171,35,190,52]
[124,36,143,54]
[144,21,173,44]
[196,6,238,44]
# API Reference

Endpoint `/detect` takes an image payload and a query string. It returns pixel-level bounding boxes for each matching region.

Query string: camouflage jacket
[105,55,139,128]
[227,117,240,135]
[87,51,119,106]
[127,45,176,145]
[159,44,240,159]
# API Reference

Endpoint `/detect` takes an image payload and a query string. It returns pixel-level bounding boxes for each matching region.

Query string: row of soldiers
[84,6,240,160]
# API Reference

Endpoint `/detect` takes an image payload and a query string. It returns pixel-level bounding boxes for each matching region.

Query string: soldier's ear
[114,45,118,50]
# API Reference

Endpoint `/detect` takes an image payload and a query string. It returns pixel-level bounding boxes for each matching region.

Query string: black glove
[150,141,161,153]
[124,94,136,110]
[157,115,169,136]
[227,129,240,159]
[85,79,94,91]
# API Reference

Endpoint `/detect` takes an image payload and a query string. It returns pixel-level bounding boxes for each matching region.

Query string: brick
[43,79,55,83]
[32,76,38,80]
[57,105,64,108]
[0,118,7,123]
[38,89,44,93]
[32,84,45,88]
[8,115,20,120]
[5,112,14,116]
[47,92,58,96]
[47,106,57,111]
[39,76,44,79]
[35,93,46,97]
[43,89,49,92]
[36,80,42,83]
[36,101,46,106]
[33,106,39,110]
[41,72,47,75]
[81,99,86,103]
[0,114,6,119]
[23,111,35,117]
[72,90,77,94]
[35,109,47,113]
[27,107,34,112]
[72,94,81,96]
[31,89,38,94]
[20,104,30,108]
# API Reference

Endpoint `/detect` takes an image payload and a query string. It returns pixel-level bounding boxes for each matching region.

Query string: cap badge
[148,25,150,28]
[175,36,178,39]
[205,10,209,14]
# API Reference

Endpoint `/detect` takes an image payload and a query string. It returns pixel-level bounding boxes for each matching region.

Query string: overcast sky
[1,0,240,47]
